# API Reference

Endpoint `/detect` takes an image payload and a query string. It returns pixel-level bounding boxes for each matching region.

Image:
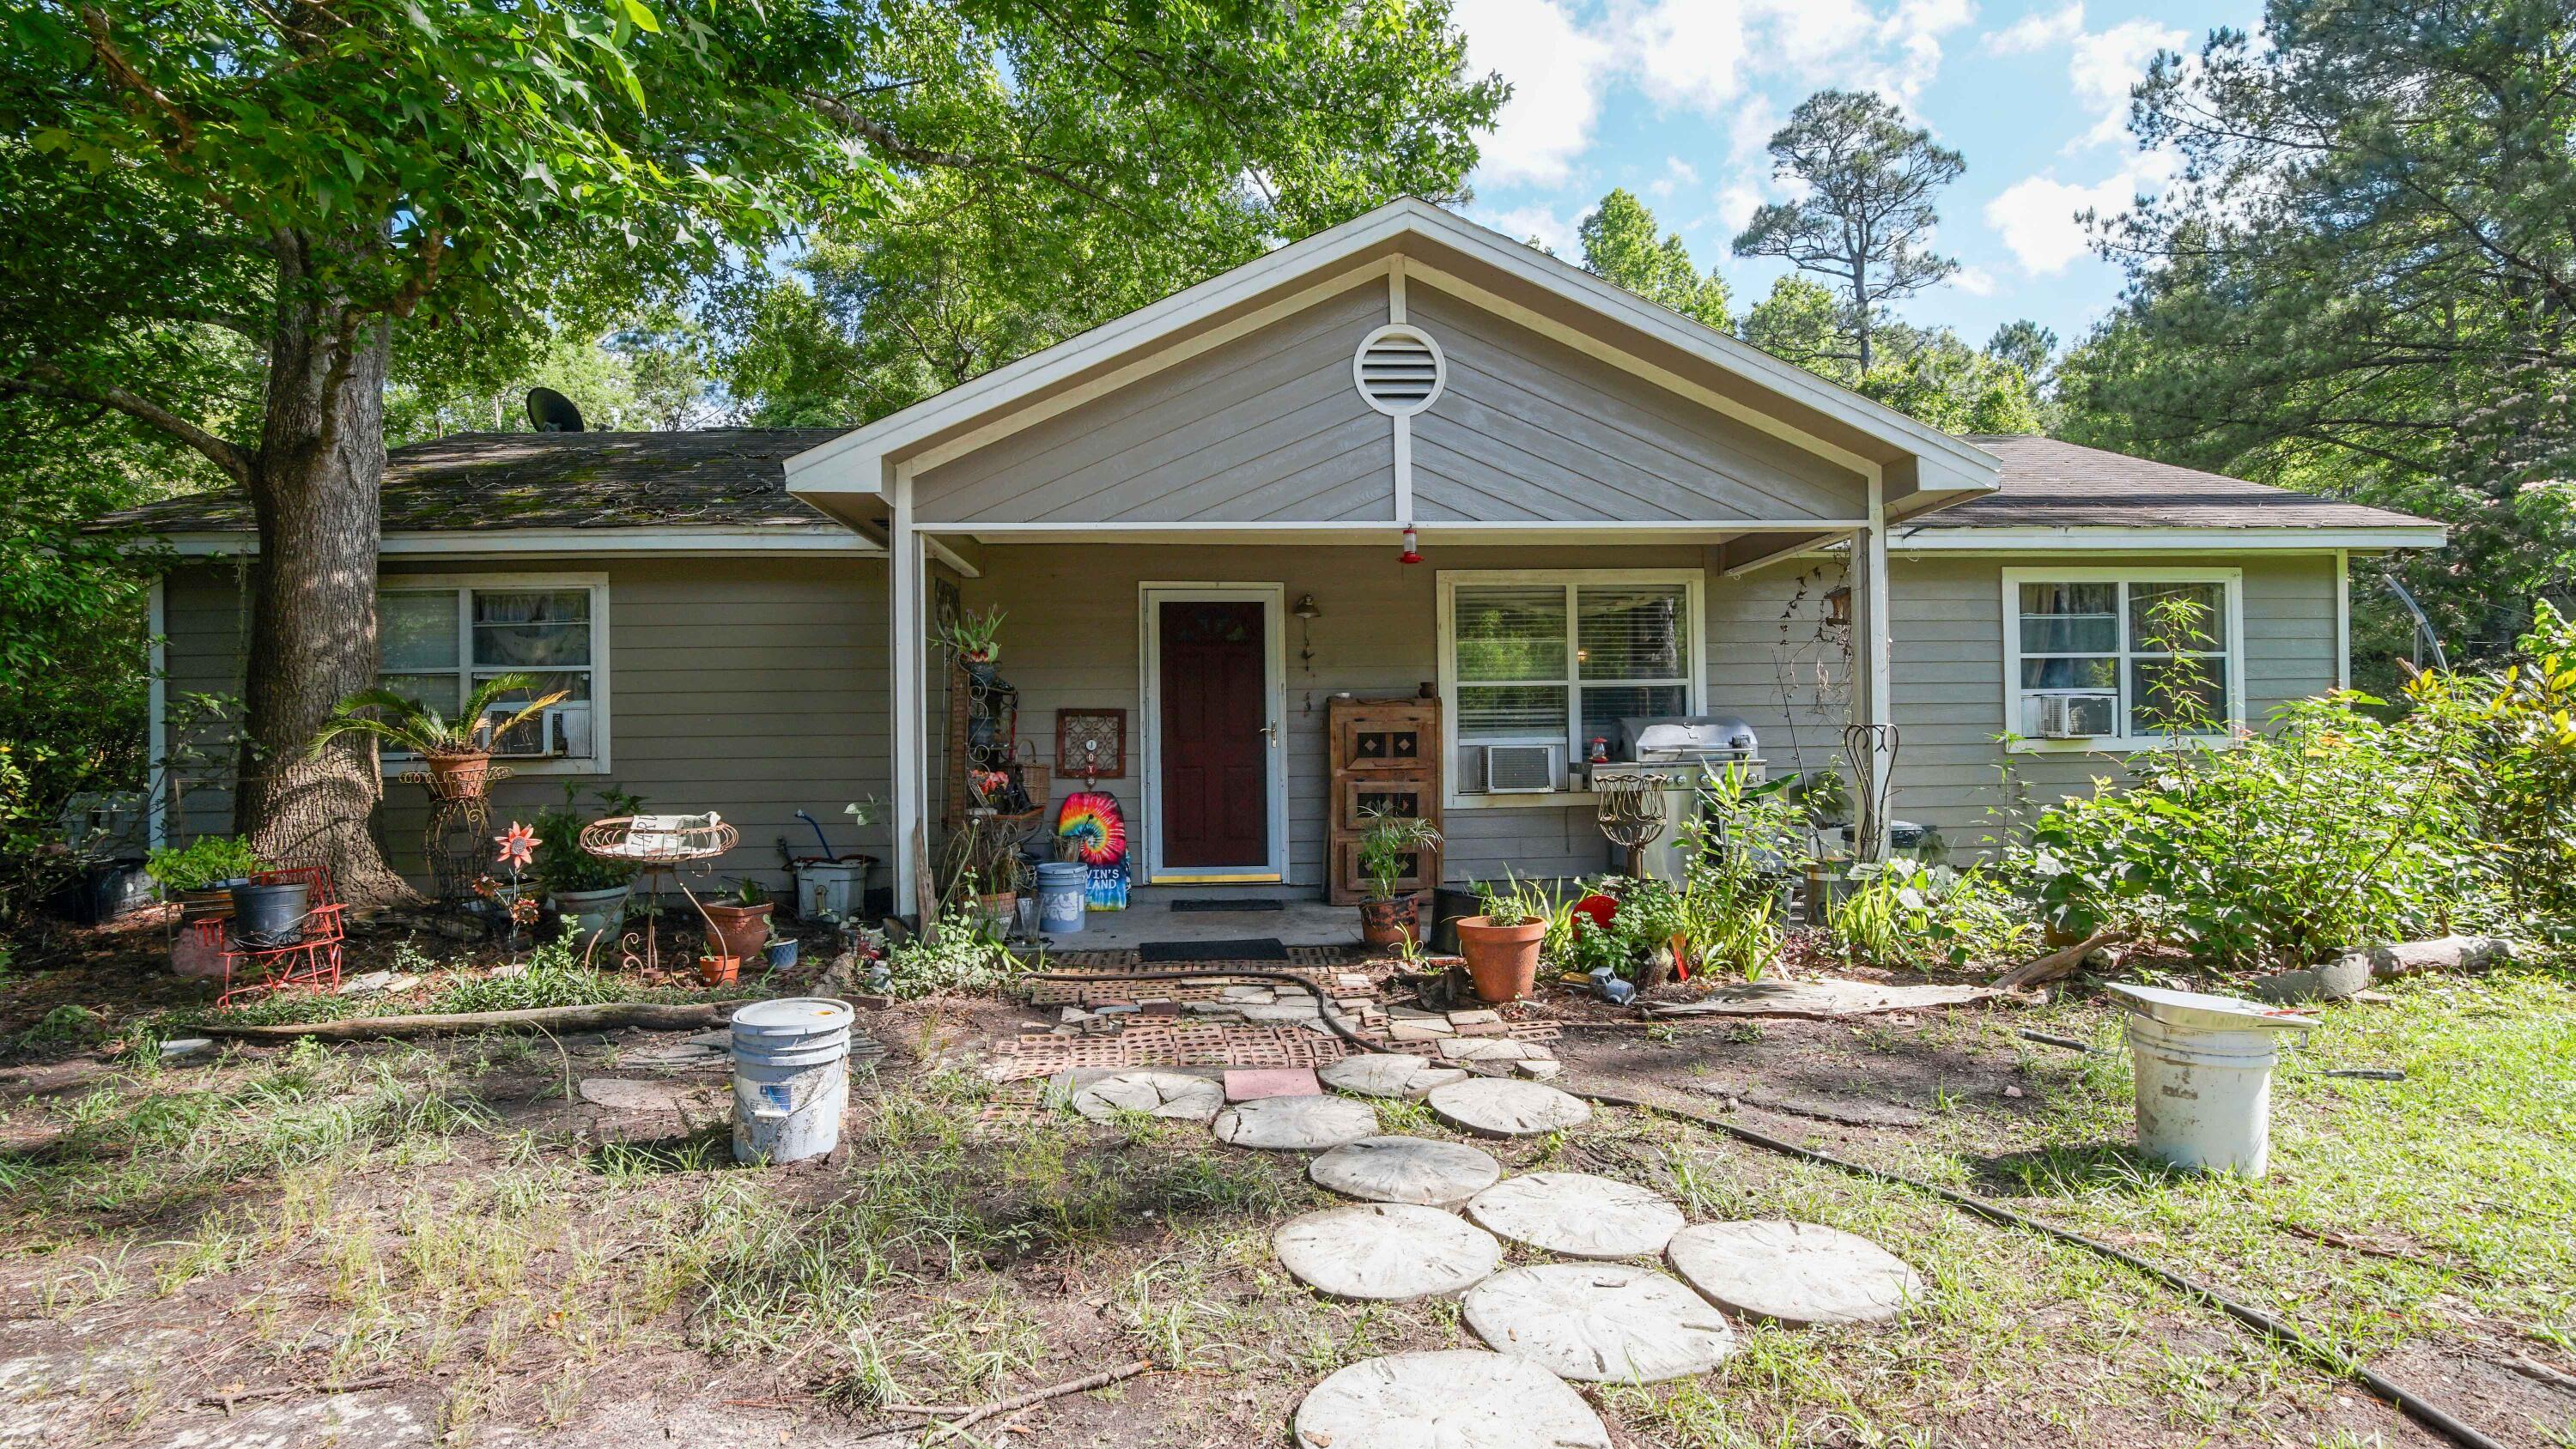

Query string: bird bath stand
[579,814,738,973]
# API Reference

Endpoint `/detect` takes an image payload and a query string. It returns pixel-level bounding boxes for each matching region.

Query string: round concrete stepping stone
[1467,1172,1686,1258]
[1212,1093,1379,1150]
[1070,1070,1225,1124]
[1292,1349,1611,1449]
[1665,1220,1926,1325]
[1461,1263,1737,1382]
[1274,1203,1503,1301]
[1310,1135,1502,1206]
[1319,1052,1468,1099]
[1429,1076,1590,1137]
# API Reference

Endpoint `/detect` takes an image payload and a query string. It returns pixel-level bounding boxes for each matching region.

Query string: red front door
[1158,599,1270,870]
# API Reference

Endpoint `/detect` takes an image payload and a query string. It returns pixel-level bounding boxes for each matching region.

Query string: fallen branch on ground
[2500,1354,2576,1393]
[197,1002,727,1042]
[884,1358,1152,1440]
[1995,929,2130,991]
[202,1375,401,1412]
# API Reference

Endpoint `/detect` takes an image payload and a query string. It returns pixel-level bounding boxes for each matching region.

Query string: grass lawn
[0,958,2569,1447]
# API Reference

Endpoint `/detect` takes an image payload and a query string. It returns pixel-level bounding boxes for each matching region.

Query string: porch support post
[1850,477,1895,860]
[890,468,927,914]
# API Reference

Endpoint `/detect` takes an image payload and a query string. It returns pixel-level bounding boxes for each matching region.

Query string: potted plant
[308,673,568,798]
[941,812,1027,931]
[1355,807,1443,949]
[703,879,775,963]
[531,785,643,953]
[1789,768,1855,919]
[697,952,740,986]
[762,934,799,971]
[939,606,1008,685]
[146,834,265,919]
[1455,873,1563,1003]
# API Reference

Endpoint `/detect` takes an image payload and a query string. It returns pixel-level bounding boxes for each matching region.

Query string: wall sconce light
[1294,592,1321,689]
[1293,594,1321,621]
[1825,585,1853,627]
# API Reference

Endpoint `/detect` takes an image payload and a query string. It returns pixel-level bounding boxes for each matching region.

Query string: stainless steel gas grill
[1583,715,1765,878]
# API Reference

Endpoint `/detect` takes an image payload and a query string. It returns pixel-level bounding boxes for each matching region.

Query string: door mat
[1139,937,1287,962]
[1027,967,1340,1006]
[1036,943,1368,971]
[991,1021,1351,1081]
[1170,898,1287,913]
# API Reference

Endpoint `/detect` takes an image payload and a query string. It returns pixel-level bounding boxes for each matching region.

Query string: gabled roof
[784,197,2007,522]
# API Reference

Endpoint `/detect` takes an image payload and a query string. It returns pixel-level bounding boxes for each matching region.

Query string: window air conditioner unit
[2029,692,2117,739]
[480,702,552,757]
[544,702,592,759]
[1483,743,1564,793]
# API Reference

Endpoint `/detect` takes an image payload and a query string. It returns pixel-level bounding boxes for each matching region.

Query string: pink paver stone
[1226,1067,1323,1101]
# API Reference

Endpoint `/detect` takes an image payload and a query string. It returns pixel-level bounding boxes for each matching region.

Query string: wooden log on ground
[1994,929,2129,991]
[198,1002,728,1042]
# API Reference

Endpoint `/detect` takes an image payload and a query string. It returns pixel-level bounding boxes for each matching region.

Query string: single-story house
[123,198,2445,912]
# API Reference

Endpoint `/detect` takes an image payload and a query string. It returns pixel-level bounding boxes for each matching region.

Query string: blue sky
[1446,0,2255,354]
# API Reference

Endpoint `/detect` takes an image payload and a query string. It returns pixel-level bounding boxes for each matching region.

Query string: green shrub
[1676,764,1807,979]
[2023,694,2485,972]
[883,906,1024,998]
[527,783,643,896]
[143,834,264,892]
[2406,603,2576,935]
[1827,857,2036,969]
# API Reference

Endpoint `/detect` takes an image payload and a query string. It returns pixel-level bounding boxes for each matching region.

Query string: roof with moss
[104,428,854,534]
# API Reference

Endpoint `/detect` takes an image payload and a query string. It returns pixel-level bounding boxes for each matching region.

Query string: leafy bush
[1827,858,2037,969]
[527,783,642,895]
[883,906,1024,998]
[429,920,629,1013]
[2023,695,2484,972]
[2405,603,2576,933]
[1676,764,1807,979]
[143,834,265,892]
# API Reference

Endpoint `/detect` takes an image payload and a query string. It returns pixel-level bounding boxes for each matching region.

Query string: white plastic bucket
[2123,1012,2293,1176]
[1036,861,1089,933]
[794,858,867,922]
[731,998,854,1165]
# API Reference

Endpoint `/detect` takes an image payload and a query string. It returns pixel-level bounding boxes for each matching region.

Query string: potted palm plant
[1355,807,1442,949]
[704,878,775,964]
[309,673,568,798]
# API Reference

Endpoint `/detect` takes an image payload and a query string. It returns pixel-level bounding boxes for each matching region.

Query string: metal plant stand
[1595,779,1669,879]
[579,815,738,973]
[398,766,515,906]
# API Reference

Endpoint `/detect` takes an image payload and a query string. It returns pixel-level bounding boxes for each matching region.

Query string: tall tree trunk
[234,231,413,905]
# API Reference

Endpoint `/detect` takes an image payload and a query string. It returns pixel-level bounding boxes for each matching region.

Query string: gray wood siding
[156,557,892,895]
[161,561,252,844]
[1406,286,1868,524]
[1885,552,2342,846]
[913,283,1397,525]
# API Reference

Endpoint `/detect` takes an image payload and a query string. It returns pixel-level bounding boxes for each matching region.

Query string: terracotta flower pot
[703,900,774,962]
[697,954,740,987]
[1454,914,1546,1003]
[1358,893,1421,949]
[424,749,494,798]
[975,892,1017,931]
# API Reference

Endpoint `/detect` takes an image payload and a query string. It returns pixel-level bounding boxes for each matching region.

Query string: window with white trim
[1438,570,1704,799]
[2003,568,2239,750]
[377,579,609,767]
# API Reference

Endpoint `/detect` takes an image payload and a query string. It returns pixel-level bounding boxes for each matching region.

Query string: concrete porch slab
[1040,887,1363,952]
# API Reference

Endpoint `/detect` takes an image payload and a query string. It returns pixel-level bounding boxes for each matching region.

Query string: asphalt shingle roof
[106,427,2440,537]
[1921,434,2438,531]
[103,428,852,533]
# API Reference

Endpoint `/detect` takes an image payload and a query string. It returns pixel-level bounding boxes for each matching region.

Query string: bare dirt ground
[1,913,2570,1448]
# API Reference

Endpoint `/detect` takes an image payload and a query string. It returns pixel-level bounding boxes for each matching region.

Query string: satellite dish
[526,386,585,433]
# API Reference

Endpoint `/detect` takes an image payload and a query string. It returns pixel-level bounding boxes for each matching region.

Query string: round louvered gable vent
[1353,324,1446,416]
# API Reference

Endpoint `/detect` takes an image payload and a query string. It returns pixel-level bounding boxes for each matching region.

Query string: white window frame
[1436,567,1706,809]
[375,572,612,775]
[2000,566,2244,755]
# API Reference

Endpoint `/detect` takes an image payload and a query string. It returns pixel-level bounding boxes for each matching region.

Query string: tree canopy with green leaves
[1577,188,1729,330]
[1,0,1503,898]
[2057,0,2576,655]
[1733,89,1964,372]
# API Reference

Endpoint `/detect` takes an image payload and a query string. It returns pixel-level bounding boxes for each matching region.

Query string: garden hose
[1567,1082,2512,1449]
[1025,968,1379,1051]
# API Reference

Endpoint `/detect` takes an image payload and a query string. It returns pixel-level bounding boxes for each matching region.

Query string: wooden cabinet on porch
[1325,696,1443,906]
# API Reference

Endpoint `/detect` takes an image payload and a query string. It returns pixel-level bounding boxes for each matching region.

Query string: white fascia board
[157,525,884,559]
[1890,524,2449,552]
[784,196,2003,502]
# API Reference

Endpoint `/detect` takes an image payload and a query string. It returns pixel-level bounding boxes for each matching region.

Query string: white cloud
[1625,0,1751,112]
[1647,156,1700,199]
[1716,183,1765,234]
[1952,264,1998,296]
[1482,203,1584,258]
[1449,0,1618,186]
[2068,18,2184,146]
[1984,152,2168,273]
[1984,0,2084,54]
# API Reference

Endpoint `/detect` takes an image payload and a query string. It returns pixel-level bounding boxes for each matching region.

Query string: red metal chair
[190,866,348,1008]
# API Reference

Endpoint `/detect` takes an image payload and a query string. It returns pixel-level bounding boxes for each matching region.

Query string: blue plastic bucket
[1036,861,1090,933]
